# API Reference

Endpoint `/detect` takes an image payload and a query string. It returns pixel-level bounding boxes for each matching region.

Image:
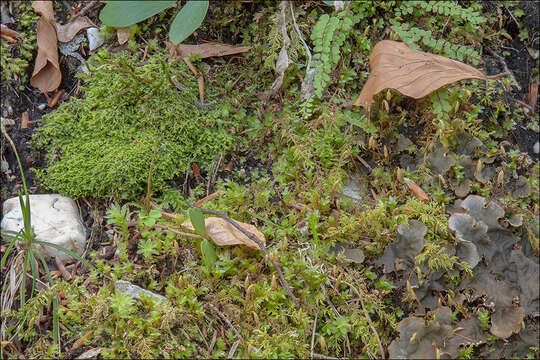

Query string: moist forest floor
[1,1,539,359]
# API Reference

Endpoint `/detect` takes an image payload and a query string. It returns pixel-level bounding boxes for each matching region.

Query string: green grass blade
[0,231,20,268]
[20,253,30,309]
[27,247,38,299]
[0,229,20,238]
[33,240,111,280]
[35,251,59,354]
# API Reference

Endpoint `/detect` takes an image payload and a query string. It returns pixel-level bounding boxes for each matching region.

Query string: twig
[153,223,203,239]
[228,340,241,359]
[207,303,242,340]
[504,5,520,29]
[310,313,318,359]
[69,1,99,22]
[186,202,300,306]
[338,278,386,360]
[486,48,521,90]
[290,2,311,73]
[54,257,72,281]
[312,353,341,360]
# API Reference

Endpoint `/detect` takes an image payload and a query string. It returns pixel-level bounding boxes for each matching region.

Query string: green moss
[33,50,239,198]
[0,2,39,87]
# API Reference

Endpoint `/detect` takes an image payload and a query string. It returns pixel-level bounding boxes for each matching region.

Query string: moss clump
[33,50,237,198]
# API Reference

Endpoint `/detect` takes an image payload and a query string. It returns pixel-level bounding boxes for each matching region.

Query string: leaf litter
[354,40,506,107]
[183,217,265,250]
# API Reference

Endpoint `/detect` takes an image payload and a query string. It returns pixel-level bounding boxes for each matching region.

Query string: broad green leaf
[169,0,209,45]
[200,239,216,269]
[189,208,206,236]
[99,0,175,28]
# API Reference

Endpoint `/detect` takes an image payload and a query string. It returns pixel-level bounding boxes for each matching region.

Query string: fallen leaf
[116,27,130,45]
[183,217,265,250]
[20,111,29,129]
[403,177,429,203]
[30,18,61,93]
[56,16,95,43]
[30,1,61,93]
[32,1,54,21]
[354,40,488,107]
[174,43,251,59]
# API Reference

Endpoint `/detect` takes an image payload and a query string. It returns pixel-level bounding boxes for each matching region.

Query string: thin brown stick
[338,278,386,360]
[54,257,72,281]
[186,202,300,306]
[153,223,203,239]
[310,313,318,359]
[486,48,521,90]
[69,0,99,22]
[228,340,241,359]
[312,353,340,360]
[207,303,242,340]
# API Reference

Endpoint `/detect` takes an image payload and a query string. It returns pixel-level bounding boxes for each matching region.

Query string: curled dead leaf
[403,177,429,203]
[56,16,95,43]
[30,18,61,93]
[354,40,488,107]
[183,217,265,250]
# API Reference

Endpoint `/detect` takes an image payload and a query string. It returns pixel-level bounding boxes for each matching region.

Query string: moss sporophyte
[32,50,237,198]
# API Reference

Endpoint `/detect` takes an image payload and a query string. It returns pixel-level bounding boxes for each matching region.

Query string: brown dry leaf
[183,217,265,250]
[30,0,61,93]
[32,1,54,21]
[354,40,487,107]
[30,18,61,93]
[403,177,429,203]
[56,16,94,43]
[117,27,130,45]
[174,43,251,59]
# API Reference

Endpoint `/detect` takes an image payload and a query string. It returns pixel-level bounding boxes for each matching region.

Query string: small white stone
[86,27,104,51]
[115,280,168,303]
[1,195,86,262]
[37,103,47,111]
[1,117,15,126]
[534,141,539,154]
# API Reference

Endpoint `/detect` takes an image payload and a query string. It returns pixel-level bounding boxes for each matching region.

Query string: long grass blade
[32,240,111,280]
[27,247,38,299]
[0,231,20,268]
[35,251,60,355]
[0,229,20,238]
[20,253,30,309]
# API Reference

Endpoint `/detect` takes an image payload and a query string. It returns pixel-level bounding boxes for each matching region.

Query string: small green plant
[303,7,360,117]
[478,309,490,331]
[99,0,208,45]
